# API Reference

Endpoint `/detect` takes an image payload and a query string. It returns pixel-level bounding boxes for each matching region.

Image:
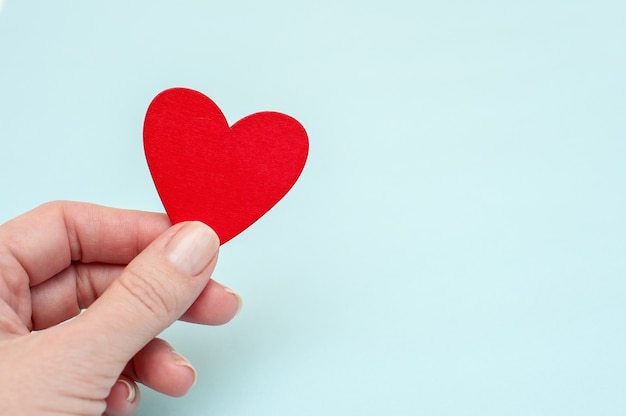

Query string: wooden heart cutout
[143,88,309,244]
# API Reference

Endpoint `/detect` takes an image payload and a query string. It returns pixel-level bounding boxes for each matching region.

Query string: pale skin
[0,201,242,415]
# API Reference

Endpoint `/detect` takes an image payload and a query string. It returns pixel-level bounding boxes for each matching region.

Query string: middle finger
[30,262,241,330]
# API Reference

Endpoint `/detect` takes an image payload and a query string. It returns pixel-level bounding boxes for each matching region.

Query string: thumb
[64,221,220,366]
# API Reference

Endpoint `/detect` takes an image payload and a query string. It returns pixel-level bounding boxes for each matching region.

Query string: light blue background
[1,1,626,415]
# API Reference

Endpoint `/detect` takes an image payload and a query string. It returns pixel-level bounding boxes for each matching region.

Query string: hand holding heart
[0,88,305,415]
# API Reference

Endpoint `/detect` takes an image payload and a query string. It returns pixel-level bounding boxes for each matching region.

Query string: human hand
[0,201,242,415]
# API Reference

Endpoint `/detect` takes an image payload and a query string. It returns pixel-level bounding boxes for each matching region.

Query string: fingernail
[117,379,137,403]
[166,222,219,276]
[172,351,198,387]
[223,286,243,316]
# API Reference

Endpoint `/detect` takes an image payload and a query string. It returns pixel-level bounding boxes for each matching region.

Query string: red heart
[143,88,309,244]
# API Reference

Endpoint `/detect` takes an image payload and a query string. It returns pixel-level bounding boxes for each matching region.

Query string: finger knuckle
[74,262,99,309]
[116,267,175,319]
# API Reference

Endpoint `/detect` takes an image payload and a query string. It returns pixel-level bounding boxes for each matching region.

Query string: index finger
[0,201,171,286]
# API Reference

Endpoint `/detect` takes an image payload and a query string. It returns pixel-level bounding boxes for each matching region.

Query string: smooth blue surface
[1,1,626,415]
